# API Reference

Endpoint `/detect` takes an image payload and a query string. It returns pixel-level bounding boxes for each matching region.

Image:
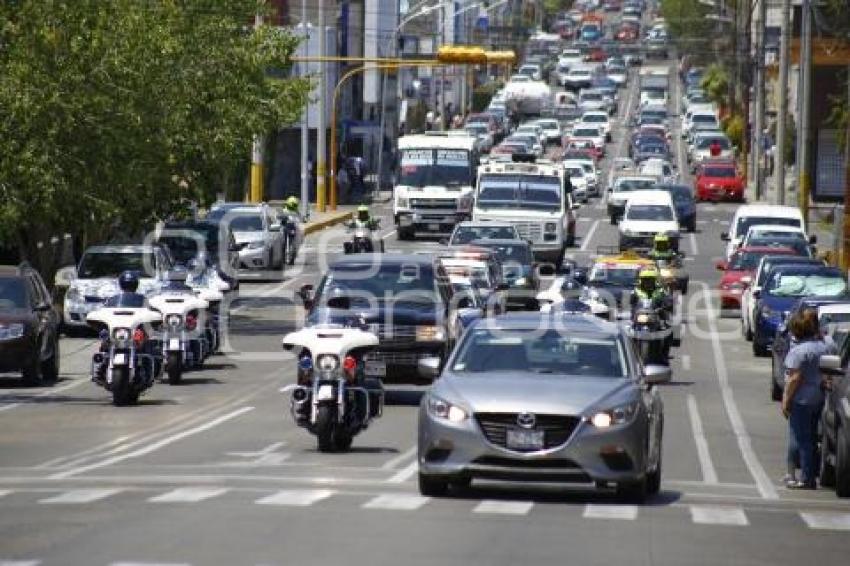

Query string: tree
[660,0,714,59]
[0,0,309,282]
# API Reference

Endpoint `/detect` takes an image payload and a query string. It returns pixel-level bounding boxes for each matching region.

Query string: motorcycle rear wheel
[315,405,336,452]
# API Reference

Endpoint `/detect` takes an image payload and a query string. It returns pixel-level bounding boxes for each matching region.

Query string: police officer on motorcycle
[105,271,147,307]
[631,268,670,311]
[647,233,676,262]
[354,204,379,230]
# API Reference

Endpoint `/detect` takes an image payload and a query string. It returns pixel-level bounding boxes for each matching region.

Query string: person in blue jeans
[782,308,835,489]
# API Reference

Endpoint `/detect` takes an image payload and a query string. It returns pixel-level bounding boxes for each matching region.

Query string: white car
[638,158,677,183]
[515,123,547,146]
[518,63,542,81]
[563,158,600,196]
[568,125,605,153]
[578,111,611,142]
[683,109,719,139]
[689,132,734,167]
[640,89,668,108]
[721,204,806,260]
[563,164,590,203]
[534,118,563,145]
[606,66,628,87]
[618,190,680,251]
[578,89,609,113]
[564,67,594,90]
[740,224,812,250]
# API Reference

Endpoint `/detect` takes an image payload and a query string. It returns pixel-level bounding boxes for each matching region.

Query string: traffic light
[436,46,488,64]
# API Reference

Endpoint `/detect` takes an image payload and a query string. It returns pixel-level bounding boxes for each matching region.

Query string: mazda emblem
[516,412,536,429]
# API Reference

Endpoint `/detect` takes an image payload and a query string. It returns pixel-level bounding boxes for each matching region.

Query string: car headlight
[247,241,265,250]
[416,325,446,342]
[0,323,25,340]
[397,197,409,209]
[591,401,638,428]
[316,354,339,372]
[514,277,529,287]
[760,305,775,319]
[427,396,468,423]
[544,222,557,232]
[66,288,82,303]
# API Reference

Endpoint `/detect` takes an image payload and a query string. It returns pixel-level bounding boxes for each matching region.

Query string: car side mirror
[820,354,843,375]
[571,203,581,210]
[643,364,672,385]
[809,235,817,245]
[269,223,281,232]
[720,232,730,241]
[54,265,77,288]
[298,284,314,309]
[457,296,476,309]
[752,289,761,299]
[33,302,52,312]
[418,357,442,379]
[715,261,727,271]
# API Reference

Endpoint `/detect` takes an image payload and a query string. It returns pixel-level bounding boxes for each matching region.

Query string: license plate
[168,338,181,351]
[365,361,386,377]
[112,353,127,366]
[428,223,440,231]
[316,384,335,401]
[506,428,544,450]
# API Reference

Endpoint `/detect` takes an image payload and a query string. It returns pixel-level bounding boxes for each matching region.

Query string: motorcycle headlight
[247,241,265,250]
[427,395,468,423]
[316,354,339,372]
[635,313,656,324]
[416,325,446,342]
[0,323,25,340]
[515,277,529,287]
[591,401,638,428]
[166,314,182,328]
[397,197,409,209]
[113,327,131,342]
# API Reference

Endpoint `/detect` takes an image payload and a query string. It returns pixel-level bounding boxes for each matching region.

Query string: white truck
[394,133,479,240]
[472,160,579,268]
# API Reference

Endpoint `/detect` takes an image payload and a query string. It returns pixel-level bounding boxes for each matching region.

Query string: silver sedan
[417,312,668,502]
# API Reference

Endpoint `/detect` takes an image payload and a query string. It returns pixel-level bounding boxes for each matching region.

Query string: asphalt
[1,36,849,566]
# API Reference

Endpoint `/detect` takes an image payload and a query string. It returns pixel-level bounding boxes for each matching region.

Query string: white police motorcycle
[148,292,210,384]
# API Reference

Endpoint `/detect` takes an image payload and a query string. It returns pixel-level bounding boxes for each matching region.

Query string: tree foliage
[659,0,713,58]
[0,0,309,279]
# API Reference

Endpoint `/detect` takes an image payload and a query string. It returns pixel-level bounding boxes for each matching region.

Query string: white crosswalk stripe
[582,504,639,520]
[689,505,749,526]
[362,494,430,511]
[0,490,12,499]
[0,561,41,566]
[799,512,850,531]
[254,489,335,507]
[147,487,230,504]
[38,488,123,504]
[473,500,534,515]
[110,562,191,566]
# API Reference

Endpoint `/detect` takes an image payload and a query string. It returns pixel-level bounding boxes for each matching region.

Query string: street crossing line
[38,488,123,504]
[147,487,230,503]
[255,489,335,507]
[0,561,41,566]
[473,500,534,516]
[110,563,191,566]
[799,512,850,531]
[0,490,12,499]
[579,220,600,252]
[582,504,638,520]
[362,494,430,511]
[689,505,749,526]
[387,461,418,484]
[380,446,417,470]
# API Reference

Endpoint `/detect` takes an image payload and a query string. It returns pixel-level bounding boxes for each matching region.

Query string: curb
[303,211,353,235]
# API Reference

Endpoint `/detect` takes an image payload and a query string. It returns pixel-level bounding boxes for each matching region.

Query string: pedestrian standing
[782,308,836,489]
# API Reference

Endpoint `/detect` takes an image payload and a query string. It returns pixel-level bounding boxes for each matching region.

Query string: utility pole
[439,3,447,130]
[300,0,309,218]
[317,0,328,211]
[843,67,850,271]
[775,0,791,205]
[250,11,264,203]
[753,0,766,201]
[798,0,812,226]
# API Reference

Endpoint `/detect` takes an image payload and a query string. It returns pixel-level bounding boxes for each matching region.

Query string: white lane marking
[255,489,335,506]
[686,394,719,485]
[800,512,850,531]
[382,230,397,240]
[381,446,417,470]
[0,379,87,413]
[147,487,230,503]
[362,494,430,510]
[674,71,687,174]
[698,281,778,499]
[577,217,593,222]
[386,461,419,484]
[474,500,534,515]
[0,561,41,566]
[583,504,638,520]
[39,488,123,504]
[110,562,191,566]
[681,354,692,371]
[579,220,601,252]
[690,505,749,526]
[35,435,133,469]
[49,406,255,480]
[0,490,11,499]
[689,232,699,256]
[279,384,298,393]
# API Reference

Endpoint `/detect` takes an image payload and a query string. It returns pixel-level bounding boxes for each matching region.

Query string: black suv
[0,263,60,385]
[819,326,850,497]
[299,254,472,385]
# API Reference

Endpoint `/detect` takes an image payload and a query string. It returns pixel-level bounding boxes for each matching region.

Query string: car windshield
[581,93,602,101]
[583,115,605,123]
[747,229,802,241]
[729,251,773,271]
[747,237,812,257]
[589,265,640,286]
[477,175,563,211]
[696,137,731,150]
[474,242,532,265]
[735,216,801,238]
[451,226,518,245]
[0,277,27,309]
[317,263,439,306]
[442,264,491,287]
[702,167,735,178]
[616,179,656,192]
[692,115,717,123]
[626,205,673,221]
[573,128,600,137]
[451,328,627,377]
[565,167,585,177]
[638,145,666,155]
[78,252,156,279]
[537,121,558,129]
[642,110,667,120]
[398,149,473,188]
[229,215,264,232]
[158,228,219,263]
[766,273,847,297]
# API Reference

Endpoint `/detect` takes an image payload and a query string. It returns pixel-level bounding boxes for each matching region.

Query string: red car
[564,139,602,160]
[716,246,798,309]
[695,160,745,202]
[616,24,638,42]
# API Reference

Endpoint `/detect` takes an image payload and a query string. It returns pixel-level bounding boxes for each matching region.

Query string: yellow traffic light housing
[436,46,488,65]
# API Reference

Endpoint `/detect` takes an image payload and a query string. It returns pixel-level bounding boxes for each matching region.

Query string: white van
[618,190,680,251]
[721,205,806,260]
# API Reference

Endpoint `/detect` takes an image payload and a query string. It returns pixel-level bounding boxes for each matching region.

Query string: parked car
[0,263,61,385]
[716,246,798,310]
[818,327,850,497]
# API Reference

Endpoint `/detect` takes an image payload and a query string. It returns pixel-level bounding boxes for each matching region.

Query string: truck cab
[394,133,479,240]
